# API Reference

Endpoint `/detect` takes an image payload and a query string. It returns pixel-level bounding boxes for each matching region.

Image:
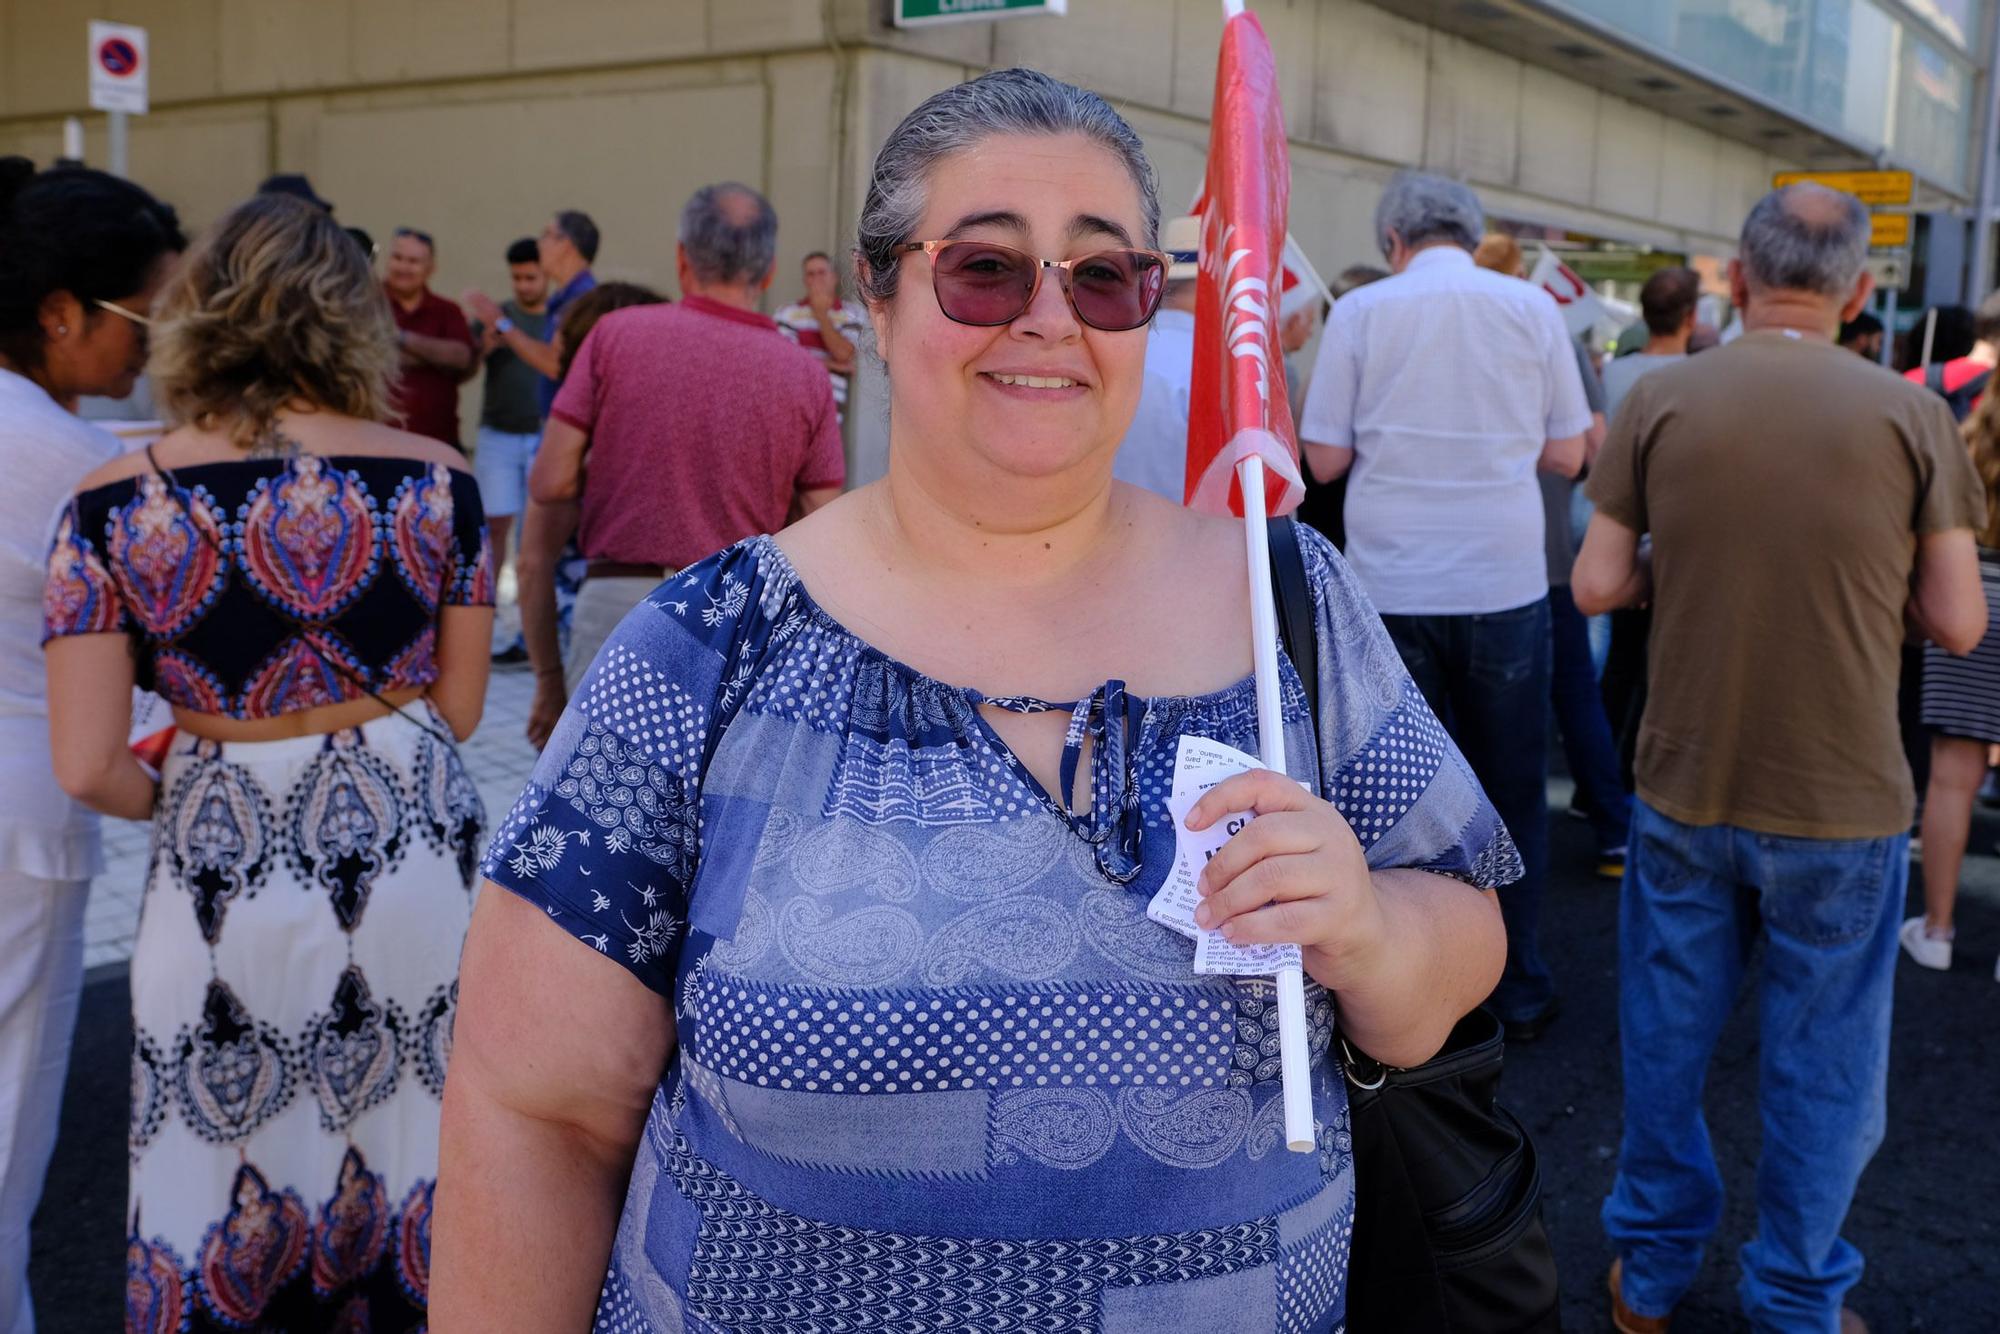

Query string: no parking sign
[88,19,148,115]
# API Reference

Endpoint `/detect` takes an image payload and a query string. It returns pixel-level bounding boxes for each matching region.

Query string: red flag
[1183,8,1305,517]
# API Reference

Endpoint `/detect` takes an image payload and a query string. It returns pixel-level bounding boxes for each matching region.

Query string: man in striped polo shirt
[774,251,867,424]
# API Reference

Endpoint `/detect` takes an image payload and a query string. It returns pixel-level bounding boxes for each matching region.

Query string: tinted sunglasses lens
[930,242,1039,325]
[1069,250,1166,331]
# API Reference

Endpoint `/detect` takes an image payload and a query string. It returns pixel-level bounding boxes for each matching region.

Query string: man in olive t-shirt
[1574,183,1986,1332]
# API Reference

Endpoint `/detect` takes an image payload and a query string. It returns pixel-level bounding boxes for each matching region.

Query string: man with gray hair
[524,181,844,723]
[1299,170,1590,1044]
[1575,182,1986,1333]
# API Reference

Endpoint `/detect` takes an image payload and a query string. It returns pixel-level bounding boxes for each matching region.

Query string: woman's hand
[1188,766,1507,1068]
[1186,768,1389,993]
[526,674,566,751]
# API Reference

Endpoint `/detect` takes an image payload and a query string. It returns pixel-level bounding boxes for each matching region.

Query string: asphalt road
[27,805,2000,1332]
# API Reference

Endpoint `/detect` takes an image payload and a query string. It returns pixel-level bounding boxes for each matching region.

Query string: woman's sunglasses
[900,239,1170,333]
[94,298,153,329]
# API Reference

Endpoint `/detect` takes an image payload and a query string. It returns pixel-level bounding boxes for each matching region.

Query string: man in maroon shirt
[524,182,844,742]
[384,227,476,447]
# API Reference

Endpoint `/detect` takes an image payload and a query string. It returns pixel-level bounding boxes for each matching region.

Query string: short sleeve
[42,493,131,642]
[1586,376,1650,535]
[445,470,494,606]
[1912,394,1987,536]
[1541,302,1593,439]
[1297,525,1523,889]
[436,299,475,353]
[549,322,605,433]
[795,377,846,491]
[1297,300,1359,448]
[480,541,768,994]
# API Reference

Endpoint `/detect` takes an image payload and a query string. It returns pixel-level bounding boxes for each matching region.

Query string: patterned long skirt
[123,705,484,1334]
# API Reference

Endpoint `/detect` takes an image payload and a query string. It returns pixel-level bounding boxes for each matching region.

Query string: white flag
[1528,247,1608,337]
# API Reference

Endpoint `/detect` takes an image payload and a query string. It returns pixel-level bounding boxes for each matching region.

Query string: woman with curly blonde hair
[43,192,493,1332]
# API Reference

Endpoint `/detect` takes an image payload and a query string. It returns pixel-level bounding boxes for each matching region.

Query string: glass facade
[1543,0,1988,189]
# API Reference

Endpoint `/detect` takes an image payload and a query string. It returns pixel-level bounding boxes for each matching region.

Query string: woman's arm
[45,635,153,820]
[433,885,675,1332]
[428,604,494,742]
[1187,769,1506,1069]
[517,497,579,750]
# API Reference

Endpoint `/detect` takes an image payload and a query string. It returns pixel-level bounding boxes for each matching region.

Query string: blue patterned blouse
[482,528,1520,1334]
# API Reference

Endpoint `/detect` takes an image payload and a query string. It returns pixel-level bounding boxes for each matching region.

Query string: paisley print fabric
[41,506,125,636]
[128,707,481,1332]
[484,532,1521,1333]
[108,473,228,638]
[239,456,379,620]
[285,735,408,931]
[42,455,491,720]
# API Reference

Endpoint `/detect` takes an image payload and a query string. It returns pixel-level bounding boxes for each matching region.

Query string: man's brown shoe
[1608,1259,1671,1333]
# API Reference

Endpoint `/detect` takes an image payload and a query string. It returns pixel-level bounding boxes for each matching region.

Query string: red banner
[1183,8,1305,517]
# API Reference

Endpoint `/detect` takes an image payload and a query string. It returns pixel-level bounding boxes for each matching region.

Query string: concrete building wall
[0,0,1795,452]
[0,0,1789,287]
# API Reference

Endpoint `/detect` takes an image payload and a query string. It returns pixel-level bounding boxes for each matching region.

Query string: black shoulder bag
[1266,516,1562,1333]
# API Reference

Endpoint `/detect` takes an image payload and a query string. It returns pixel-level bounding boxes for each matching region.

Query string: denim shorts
[472,426,541,518]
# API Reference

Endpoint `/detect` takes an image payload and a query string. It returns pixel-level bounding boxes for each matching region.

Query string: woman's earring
[55,325,68,336]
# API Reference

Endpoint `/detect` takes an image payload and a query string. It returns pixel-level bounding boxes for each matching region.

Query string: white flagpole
[1238,454,1316,1153]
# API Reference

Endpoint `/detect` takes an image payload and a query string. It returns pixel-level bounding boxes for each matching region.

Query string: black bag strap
[1265,516,1318,724]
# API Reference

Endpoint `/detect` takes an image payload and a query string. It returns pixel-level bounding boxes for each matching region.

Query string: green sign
[1562,250,1689,286]
[894,0,1066,26]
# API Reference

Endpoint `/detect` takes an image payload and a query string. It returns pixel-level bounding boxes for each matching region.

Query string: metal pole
[1882,285,1900,368]
[107,109,128,179]
[1967,6,2000,301]
[1920,305,1939,371]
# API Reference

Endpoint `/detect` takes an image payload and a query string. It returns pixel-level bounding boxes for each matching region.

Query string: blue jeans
[1550,584,1631,852]
[1379,597,1552,1021]
[1603,800,1905,1331]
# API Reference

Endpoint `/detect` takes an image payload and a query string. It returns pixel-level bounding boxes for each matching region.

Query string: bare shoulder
[341,421,474,475]
[1116,483,1244,571]
[73,444,156,492]
[771,485,871,582]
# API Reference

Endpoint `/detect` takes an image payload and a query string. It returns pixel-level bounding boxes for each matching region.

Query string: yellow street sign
[1772,169,1915,206]
[1870,213,1911,248]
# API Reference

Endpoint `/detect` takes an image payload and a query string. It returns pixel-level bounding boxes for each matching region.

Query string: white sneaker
[1899,916,1953,970]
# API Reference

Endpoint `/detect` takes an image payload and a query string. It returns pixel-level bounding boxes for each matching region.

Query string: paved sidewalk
[81,663,541,969]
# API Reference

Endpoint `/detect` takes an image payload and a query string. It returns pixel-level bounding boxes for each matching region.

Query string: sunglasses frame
[899,238,1172,333]
[93,298,153,329]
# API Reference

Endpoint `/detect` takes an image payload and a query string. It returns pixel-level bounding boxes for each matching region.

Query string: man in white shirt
[1112,215,1200,501]
[1298,170,1590,1042]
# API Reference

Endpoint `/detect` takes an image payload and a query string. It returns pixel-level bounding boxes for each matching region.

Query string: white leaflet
[1147,734,1303,978]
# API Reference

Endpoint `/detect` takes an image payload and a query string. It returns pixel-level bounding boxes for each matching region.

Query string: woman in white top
[0,155,182,1332]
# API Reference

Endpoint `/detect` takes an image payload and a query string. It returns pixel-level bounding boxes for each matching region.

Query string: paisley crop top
[42,454,493,720]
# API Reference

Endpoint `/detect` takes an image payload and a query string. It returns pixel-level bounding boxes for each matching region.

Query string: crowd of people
[0,58,1991,1334]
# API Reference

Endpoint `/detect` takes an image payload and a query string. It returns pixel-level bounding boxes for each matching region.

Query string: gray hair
[854,67,1160,306]
[1374,171,1484,256]
[679,182,778,287]
[1738,183,1869,297]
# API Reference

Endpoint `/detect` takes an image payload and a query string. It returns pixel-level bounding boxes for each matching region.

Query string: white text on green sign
[894,0,1067,27]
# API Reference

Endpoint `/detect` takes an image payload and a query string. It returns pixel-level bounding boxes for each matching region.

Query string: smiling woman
[435,68,1511,1334]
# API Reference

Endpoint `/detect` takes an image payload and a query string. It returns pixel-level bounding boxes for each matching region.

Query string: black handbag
[1266,518,1562,1333]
